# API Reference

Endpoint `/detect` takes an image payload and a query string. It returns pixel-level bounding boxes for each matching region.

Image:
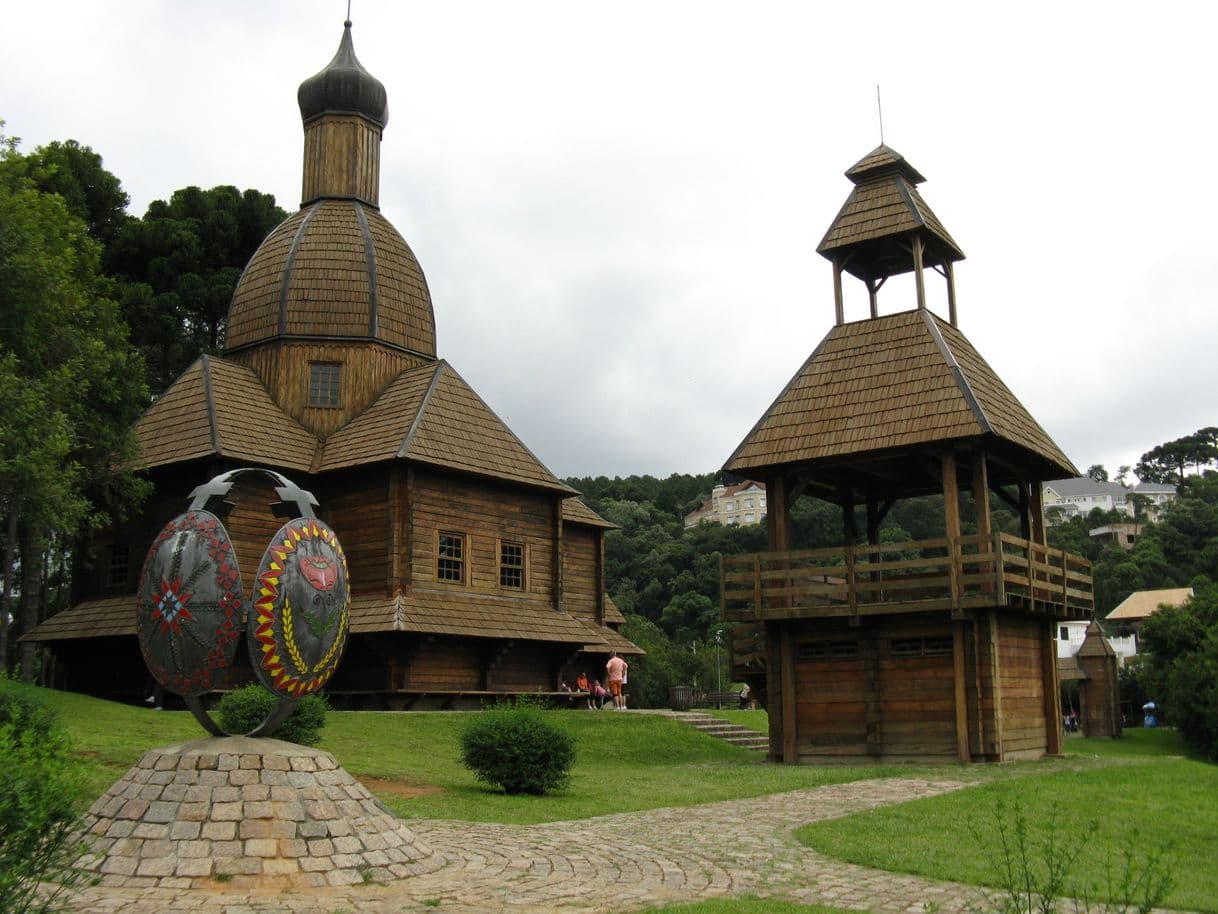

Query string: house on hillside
[683,481,767,528]
[24,21,641,706]
[1055,619,1136,666]
[1105,587,1194,652]
[1042,477,1177,524]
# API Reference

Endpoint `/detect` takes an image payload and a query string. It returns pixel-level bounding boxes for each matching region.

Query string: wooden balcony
[721,532,1093,624]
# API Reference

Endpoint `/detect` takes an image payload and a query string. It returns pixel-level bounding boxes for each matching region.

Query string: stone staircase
[670,711,769,751]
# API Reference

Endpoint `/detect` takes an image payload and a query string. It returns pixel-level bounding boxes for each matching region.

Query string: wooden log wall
[410,470,555,601]
[301,115,382,207]
[489,641,557,691]
[561,526,598,623]
[317,466,392,595]
[227,340,428,437]
[995,613,1049,759]
[399,636,483,690]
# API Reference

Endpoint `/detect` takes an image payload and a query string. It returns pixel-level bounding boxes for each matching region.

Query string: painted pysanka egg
[248,517,350,698]
[136,511,244,697]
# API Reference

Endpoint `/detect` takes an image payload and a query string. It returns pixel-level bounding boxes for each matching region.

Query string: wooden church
[721,145,1093,762]
[27,21,640,706]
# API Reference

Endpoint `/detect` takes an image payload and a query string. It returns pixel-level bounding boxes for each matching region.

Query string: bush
[0,683,85,914]
[215,685,329,745]
[459,703,575,795]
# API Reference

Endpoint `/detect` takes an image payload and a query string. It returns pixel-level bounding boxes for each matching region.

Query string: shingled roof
[320,360,574,493]
[818,144,963,282]
[726,308,1076,479]
[134,355,316,472]
[347,590,594,643]
[20,595,134,642]
[562,497,617,529]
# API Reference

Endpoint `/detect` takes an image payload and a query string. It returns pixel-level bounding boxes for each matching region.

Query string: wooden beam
[765,621,783,760]
[972,451,993,598]
[864,626,881,756]
[953,621,970,761]
[941,452,961,604]
[913,235,927,311]
[767,473,792,551]
[946,260,958,327]
[781,626,798,763]
[1042,617,1063,755]
[867,277,879,319]
[841,490,858,544]
[1029,481,1047,546]
[833,260,845,326]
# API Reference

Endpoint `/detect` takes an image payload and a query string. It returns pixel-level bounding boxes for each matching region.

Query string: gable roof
[320,360,574,493]
[562,497,617,529]
[1107,587,1193,621]
[1043,477,1129,499]
[134,355,316,472]
[726,309,1076,479]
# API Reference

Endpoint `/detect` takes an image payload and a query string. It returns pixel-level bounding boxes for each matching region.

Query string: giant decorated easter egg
[136,510,244,696]
[248,517,349,697]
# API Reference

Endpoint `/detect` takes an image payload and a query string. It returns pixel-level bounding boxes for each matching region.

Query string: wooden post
[781,626,798,763]
[752,554,763,620]
[864,628,881,756]
[913,236,927,311]
[767,474,792,551]
[953,621,970,761]
[552,498,563,611]
[833,260,845,326]
[972,451,992,596]
[841,492,858,544]
[765,622,783,759]
[1029,480,1046,546]
[942,452,961,602]
[1017,480,1032,540]
[1042,617,1063,755]
[988,609,1005,760]
[946,260,958,327]
[867,278,879,319]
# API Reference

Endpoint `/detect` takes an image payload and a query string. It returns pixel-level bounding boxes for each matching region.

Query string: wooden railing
[720,532,1092,623]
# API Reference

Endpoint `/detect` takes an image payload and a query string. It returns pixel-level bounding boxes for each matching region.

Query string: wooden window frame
[498,539,526,590]
[107,542,129,588]
[308,362,342,408]
[436,531,466,584]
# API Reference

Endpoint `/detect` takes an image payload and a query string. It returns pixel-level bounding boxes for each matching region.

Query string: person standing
[606,652,628,710]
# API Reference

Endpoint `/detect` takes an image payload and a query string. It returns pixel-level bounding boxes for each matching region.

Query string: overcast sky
[4,1,1215,482]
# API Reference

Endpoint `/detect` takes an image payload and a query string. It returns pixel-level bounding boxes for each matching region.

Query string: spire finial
[346,0,352,25]
[876,85,885,145]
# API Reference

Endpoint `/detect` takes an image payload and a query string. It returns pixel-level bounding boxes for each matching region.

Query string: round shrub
[459,703,575,795]
[216,684,329,745]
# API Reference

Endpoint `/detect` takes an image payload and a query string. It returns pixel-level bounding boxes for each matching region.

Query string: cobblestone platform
[77,736,440,891]
[66,776,990,913]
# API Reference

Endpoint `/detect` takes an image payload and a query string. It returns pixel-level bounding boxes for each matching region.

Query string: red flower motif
[151,577,194,634]
[300,555,338,592]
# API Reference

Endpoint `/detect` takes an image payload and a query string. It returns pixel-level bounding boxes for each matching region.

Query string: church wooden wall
[490,641,560,691]
[228,340,428,437]
[409,470,557,602]
[561,525,599,622]
[317,466,392,596]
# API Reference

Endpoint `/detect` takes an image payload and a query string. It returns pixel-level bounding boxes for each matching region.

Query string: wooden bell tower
[721,146,1093,763]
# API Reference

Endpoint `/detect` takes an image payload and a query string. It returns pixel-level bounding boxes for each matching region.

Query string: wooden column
[913,236,927,311]
[942,452,961,601]
[1029,480,1047,546]
[867,278,879,319]
[833,261,845,326]
[765,622,784,760]
[972,451,993,596]
[1017,480,1032,540]
[780,626,798,763]
[945,260,958,327]
[1042,617,1063,755]
[841,491,858,544]
[766,474,792,551]
[988,609,1005,760]
[953,621,970,761]
[865,496,882,545]
[864,627,882,757]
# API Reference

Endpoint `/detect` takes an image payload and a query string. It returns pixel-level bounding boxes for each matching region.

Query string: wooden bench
[328,689,587,711]
[701,690,746,710]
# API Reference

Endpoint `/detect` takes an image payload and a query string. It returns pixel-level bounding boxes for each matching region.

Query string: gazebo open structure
[721,146,1093,763]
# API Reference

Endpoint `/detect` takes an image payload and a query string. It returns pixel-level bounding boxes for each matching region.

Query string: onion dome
[297,20,388,129]
[225,199,436,357]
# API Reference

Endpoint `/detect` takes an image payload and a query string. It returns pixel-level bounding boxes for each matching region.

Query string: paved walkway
[65,776,992,914]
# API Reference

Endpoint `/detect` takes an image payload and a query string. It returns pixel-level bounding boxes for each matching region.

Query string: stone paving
[65,775,995,914]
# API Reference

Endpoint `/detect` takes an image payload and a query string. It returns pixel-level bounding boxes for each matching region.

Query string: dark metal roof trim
[921,310,992,435]
[396,362,445,459]
[353,202,379,338]
[278,202,321,336]
[199,354,222,456]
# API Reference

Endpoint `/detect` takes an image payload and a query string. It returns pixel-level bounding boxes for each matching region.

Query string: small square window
[500,542,524,589]
[309,363,341,407]
[437,532,465,583]
[1060,626,1069,641]
[107,543,129,587]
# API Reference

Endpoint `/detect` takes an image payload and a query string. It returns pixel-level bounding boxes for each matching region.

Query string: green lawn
[10,681,1216,911]
[797,729,1215,913]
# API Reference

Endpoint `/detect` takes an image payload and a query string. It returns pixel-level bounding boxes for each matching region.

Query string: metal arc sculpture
[136,468,350,737]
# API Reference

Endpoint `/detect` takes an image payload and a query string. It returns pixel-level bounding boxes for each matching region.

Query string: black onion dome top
[297,21,388,128]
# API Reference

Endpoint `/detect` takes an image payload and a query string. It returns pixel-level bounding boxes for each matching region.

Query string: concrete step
[675,714,768,750]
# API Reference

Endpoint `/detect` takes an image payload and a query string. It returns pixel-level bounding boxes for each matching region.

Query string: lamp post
[715,629,723,692]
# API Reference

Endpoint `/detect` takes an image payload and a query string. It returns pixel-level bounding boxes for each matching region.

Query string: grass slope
[796,730,1216,913]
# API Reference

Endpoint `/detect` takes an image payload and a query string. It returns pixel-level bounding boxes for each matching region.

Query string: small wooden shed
[721,146,1092,762]
[25,21,641,705]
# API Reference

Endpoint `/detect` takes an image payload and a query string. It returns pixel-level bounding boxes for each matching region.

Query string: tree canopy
[1135,427,1218,492]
